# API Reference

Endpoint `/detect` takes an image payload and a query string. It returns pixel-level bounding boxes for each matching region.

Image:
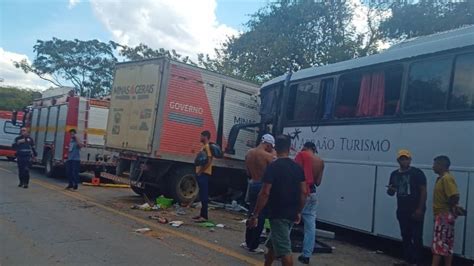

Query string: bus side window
[335,66,403,119]
[335,72,361,118]
[448,53,474,110]
[405,57,452,113]
[287,81,320,121]
[321,78,335,119]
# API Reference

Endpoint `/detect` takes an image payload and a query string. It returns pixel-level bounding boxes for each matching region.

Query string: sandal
[193,217,208,223]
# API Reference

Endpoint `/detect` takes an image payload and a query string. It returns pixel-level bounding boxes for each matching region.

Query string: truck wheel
[169,166,199,204]
[130,185,144,196]
[44,151,62,178]
[6,156,15,162]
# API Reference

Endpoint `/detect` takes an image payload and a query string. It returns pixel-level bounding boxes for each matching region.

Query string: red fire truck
[0,110,24,160]
[27,92,115,177]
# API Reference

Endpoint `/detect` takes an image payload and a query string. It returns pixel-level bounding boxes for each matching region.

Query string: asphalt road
[5,159,470,266]
[0,160,252,266]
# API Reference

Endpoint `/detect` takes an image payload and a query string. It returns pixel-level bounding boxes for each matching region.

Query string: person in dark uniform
[12,127,37,188]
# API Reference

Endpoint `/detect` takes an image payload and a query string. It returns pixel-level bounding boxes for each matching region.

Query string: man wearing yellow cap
[387,149,427,265]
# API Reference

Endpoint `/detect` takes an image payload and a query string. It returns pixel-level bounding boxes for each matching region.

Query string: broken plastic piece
[134,228,151,233]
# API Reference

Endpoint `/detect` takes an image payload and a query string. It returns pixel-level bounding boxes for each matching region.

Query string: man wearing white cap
[241,134,275,253]
[387,149,427,266]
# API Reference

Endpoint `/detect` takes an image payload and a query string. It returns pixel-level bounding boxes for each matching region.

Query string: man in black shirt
[248,135,306,266]
[387,149,427,265]
[12,127,37,188]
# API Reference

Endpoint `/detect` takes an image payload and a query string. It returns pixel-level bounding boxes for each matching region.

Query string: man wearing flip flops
[193,130,213,223]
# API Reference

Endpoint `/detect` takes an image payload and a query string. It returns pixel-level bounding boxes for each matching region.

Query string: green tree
[116,43,196,65]
[14,38,117,97]
[199,0,367,83]
[0,86,41,110]
[380,0,474,40]
[199,0,473,83]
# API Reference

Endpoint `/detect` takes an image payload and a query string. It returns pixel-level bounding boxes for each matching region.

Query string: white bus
[229,26,474,259]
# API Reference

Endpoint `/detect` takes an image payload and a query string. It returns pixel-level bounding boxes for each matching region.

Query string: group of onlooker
[388,150,465,266]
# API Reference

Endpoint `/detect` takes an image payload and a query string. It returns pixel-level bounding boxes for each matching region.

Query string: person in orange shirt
[294,142,324,265]
[431,155,460,266]
[193,130,213,223]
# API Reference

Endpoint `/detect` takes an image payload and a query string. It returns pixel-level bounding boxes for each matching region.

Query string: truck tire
[6,156,15,162]
[169,166,199,204]
[130,185,144,196]
[44,151,63,178]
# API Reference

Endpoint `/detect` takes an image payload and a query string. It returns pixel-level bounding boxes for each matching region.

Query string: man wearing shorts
[241,134,275,253]
[431,155,460,266]
[248,135,306,266]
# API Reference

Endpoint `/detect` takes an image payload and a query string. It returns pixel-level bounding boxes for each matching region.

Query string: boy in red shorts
[431,155,459,266]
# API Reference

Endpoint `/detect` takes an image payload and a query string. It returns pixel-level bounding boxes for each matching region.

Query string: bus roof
[262,25,474,88]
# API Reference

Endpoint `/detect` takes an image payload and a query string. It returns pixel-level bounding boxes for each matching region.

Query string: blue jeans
[245,181,265,250]
[197,173,210,219]
[302,193,317,257]
[66,160,80,186]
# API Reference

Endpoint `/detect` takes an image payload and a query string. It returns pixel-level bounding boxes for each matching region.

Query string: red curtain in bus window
[356,72,385,117]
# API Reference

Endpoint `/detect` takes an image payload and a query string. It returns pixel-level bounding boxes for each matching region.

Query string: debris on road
[131,203,159,211]
[148,215,169,224]
[156,196,174,209]
[134,228,151,233]
[316,228,336,239]
[209,200,248,213]
[82,182,130,188]
[174,204,186,215]
[169,221,184,227]
[215,224,225,228]
[198,221,216,228]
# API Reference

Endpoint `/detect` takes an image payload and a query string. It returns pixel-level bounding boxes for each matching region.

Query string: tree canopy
[0,86,41,110]
[380,0,474,40]
[12,0,473,95]
[14,38,117,98]
[116,43,196,65]
[199,0,474,83]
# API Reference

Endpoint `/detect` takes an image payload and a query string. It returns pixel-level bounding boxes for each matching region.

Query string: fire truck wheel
[44,151,58,178]
[169,167,199,204]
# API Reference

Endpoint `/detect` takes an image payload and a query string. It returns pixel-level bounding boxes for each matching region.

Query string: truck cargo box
[106,58,259,168]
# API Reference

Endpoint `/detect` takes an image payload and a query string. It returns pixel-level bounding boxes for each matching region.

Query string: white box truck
[104,58,260,202]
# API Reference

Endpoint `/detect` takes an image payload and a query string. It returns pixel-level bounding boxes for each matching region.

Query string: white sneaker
[248,247,265,254]
[240,242,249,250]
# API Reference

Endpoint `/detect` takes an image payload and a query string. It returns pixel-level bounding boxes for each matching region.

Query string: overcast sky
[0,0,268,90]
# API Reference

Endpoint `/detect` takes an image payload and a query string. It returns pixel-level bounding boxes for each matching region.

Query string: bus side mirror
[11,110,18,125]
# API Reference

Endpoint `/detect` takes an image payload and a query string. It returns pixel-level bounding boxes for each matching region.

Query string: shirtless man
[295,142,324,264]
[241,134,275,253]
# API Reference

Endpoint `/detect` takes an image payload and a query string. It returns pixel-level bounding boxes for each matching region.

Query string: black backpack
[209,143,224,158]
[194,150,209,166]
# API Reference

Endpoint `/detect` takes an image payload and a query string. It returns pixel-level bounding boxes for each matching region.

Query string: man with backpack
[193,130,214,223]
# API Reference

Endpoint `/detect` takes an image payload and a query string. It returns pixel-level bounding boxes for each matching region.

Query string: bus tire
[169,166,199,204]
